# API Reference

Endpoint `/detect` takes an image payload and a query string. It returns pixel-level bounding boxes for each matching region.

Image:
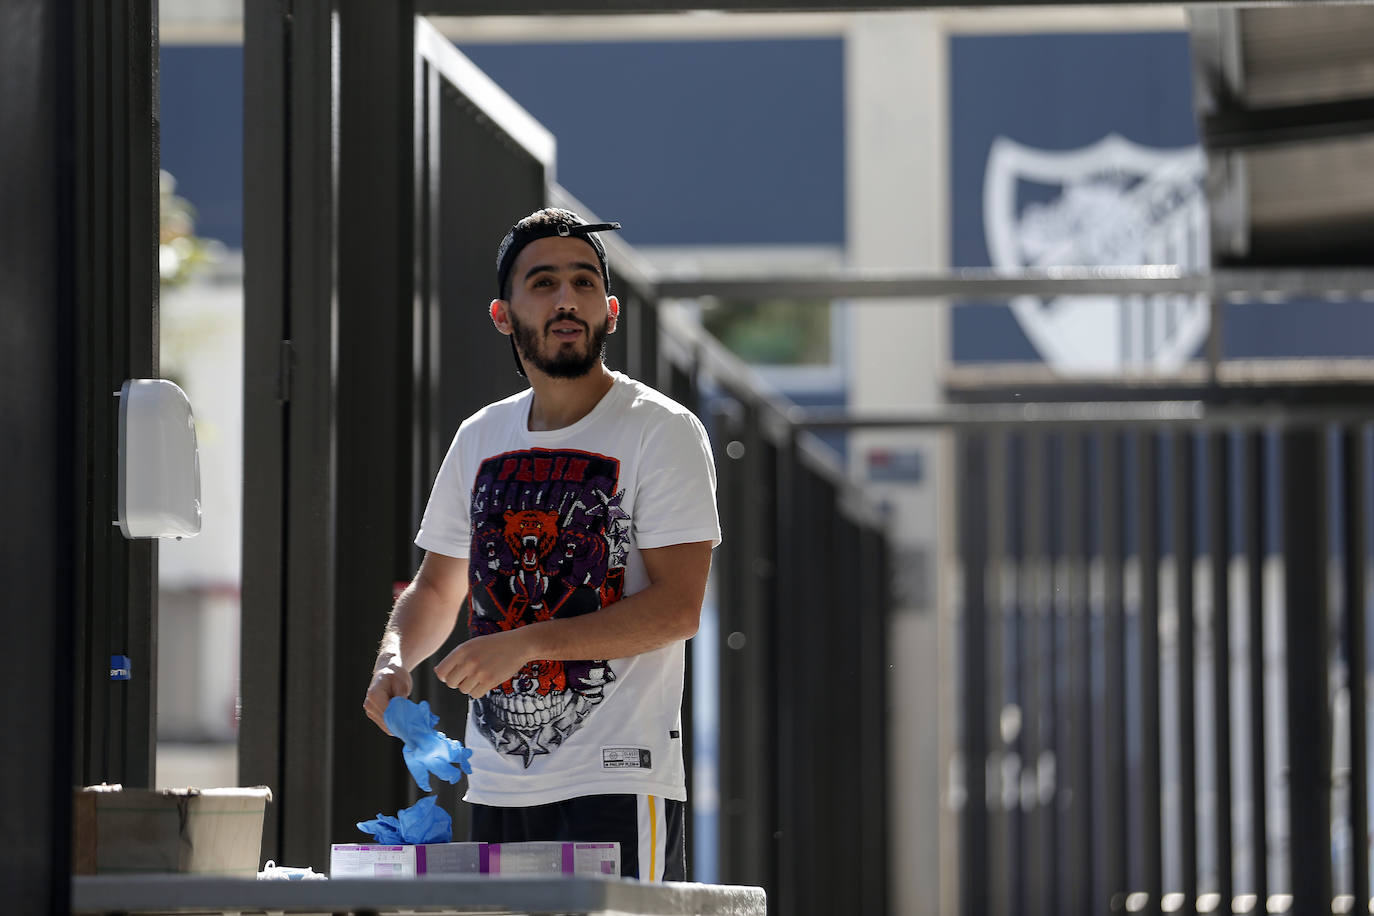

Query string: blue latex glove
[384,696,474,792]
[356,794,452,845]
[355,812,404,845]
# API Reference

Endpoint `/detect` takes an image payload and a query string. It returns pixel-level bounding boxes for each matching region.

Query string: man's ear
[490,299,511,335]
[606,295,620,334]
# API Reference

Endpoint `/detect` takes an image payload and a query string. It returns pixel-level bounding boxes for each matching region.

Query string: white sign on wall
[983,133,1208,374]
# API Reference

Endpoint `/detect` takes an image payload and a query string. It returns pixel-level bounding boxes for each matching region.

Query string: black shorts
[469,794,685,882]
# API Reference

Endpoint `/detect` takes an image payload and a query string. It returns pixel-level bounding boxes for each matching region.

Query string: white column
[846,13,950,916]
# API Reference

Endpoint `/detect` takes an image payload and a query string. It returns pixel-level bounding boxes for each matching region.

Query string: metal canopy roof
[1190,5,1374,266]
[419,1,1374,14]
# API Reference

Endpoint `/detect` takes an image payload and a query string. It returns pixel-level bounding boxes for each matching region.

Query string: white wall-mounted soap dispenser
[115,378,202,539]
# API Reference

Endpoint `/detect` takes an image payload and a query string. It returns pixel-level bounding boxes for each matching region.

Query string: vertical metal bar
[986,432,1009,916]
[761,434,784,906]
[1005,432,1026,916]
[863,522,891,916]
[241,0,290,860]
[803,464,832,916]
[774,431,803,916]
[1245,429,1268,910]
[416,53,444,608]
[1343,427,1369,912]
[1044,434,1061,915]
[667,360,698,417]
[1173,430,1198,909]
[72,0,106,793]
[1077,435,1096,911]
[410,58,443,548]
[757,432,780,897]
[790,460,818,916]
[1209,430,1235,910]
[279,0,340,865]
[669,356,700,878]
[241,0,341,866]
[715,398,773,890]
[1062,433,1093,912]
[4,0,79,905]
[334,0,422,860]
[959,431,990,916]
[1139,431,1164,916]
[711,400,742,882]
[824,473,847,916]
[825,485,856,916]
[69,0,159,792]
[119,0,159,791]
[637,293,660,390]
[1281,427,1332,912]
[1101,431,1128,912]
[88,0,124,790]
[1022,432,1048,916]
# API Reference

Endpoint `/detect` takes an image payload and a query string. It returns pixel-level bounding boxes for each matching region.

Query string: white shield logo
[984,134,1209,374]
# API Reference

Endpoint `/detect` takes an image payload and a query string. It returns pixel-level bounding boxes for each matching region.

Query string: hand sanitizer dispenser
[116,379,202,539]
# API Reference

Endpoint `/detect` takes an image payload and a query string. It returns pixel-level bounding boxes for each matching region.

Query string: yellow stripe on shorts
[649,795,658,881]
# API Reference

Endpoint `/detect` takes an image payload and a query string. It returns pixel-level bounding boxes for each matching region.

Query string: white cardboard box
[73,785,272,876]
[330,841,619,878]
[329,844,416,878]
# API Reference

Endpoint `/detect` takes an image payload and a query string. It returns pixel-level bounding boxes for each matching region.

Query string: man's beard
[510,311,609,379]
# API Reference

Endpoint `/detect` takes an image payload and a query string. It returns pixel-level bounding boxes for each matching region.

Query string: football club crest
[984,134,1209,374]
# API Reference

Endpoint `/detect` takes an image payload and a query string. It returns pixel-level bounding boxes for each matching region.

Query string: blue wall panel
[951,32,1200,273]
[458,40,845,247]
[159,39,844,251]
[949,32,1199,365]
[160,46,244,249]
[949,32,1374,364]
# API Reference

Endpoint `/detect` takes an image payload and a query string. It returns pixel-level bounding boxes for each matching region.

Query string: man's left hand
[434,628,533,698]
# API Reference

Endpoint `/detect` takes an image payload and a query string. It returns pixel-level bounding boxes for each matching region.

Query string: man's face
[500,235,617,379]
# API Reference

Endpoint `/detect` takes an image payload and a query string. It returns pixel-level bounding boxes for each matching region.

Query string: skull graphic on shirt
[466,449,629,767]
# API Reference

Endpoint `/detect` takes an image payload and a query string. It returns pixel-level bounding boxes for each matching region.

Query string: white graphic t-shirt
[415,371,721,806]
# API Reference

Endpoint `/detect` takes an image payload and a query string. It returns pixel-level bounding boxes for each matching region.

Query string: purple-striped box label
[332,841,618,877]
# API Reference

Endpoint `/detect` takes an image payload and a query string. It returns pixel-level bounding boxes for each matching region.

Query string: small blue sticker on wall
[110,655,131,680]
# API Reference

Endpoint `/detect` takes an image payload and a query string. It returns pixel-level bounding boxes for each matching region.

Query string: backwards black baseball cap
[494,209,623,377]
[495,208,622,300]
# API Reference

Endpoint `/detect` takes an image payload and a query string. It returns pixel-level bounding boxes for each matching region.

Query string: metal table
[71,875,767,915]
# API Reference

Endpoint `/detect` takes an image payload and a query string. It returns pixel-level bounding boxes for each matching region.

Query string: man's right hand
[363,552,470,736]
[364,659,413,736]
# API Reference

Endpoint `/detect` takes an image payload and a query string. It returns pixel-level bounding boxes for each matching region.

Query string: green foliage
[158,170,230,406]
[159,170,216,287]
[698,298,833,366]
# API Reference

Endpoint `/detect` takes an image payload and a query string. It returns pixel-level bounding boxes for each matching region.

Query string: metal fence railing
[655,305,892,916]
[950,397,1374,916]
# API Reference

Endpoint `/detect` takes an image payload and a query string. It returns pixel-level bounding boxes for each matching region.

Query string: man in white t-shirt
[363,207,721,882]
